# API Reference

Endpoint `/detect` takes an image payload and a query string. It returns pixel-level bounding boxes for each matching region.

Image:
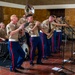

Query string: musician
[17,15,26,42]
[0,22,7,41]
[17,15,30,48]
[0,24,1,28]
[55,17,63,51]
[6,14,25,72]
[40,15,53,59]
[17,15,27,27]
[25,14,42,65]
[51,16,68,53]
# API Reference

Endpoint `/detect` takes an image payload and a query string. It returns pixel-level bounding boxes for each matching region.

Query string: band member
[25,14,42,65]
[51,15,68,53]
[17,15,26,42]
[0,24,1,28]
[17,15,30,48]
[6,14,25,72]
[40,16,53,59]
[0,22,7,41]
[17,15,27,27]
[55,17,63,51]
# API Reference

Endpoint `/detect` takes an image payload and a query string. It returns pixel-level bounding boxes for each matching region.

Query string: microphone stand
[61,26,75,74]
[69,27,75,63]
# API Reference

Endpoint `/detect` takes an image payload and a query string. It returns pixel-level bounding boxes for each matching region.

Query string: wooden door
[0,6,4,22]
[48,9,65,17]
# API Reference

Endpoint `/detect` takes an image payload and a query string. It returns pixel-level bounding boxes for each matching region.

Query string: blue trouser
[56,31,62,50]
[30,37,42,63]
[25,32,30,48]
[8,41,25,71]
[39,32,44,57]
[43,33,51,57]
[52,31,57,53]
[40,33,51,57]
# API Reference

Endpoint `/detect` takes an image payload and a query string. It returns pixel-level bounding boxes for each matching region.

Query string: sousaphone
[24,4,35,15]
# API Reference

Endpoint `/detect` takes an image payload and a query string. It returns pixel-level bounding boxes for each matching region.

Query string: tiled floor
[0,40,75,75]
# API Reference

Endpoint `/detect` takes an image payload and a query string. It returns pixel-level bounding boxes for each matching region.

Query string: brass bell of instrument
[24,5,35,15]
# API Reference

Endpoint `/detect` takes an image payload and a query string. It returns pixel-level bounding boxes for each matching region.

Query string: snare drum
[21,42,29,58]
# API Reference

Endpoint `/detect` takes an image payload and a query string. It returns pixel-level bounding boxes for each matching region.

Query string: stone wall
[3,6,24,25]
[1,6,75,27]
[65,8,75,26]
[2,6,50,25]
[34,9,50,22]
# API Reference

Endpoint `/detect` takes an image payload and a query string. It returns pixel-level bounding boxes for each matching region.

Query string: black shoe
[49,54,53,57]
[14,69,21,72]
[54,51,57,53]
[43,57,48,60]
[10,69,22,73]
[30,62,34,66]
[37,62,43,65]
[17,66,25,70]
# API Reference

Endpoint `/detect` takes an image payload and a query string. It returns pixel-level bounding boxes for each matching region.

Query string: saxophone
[47,26,56,39]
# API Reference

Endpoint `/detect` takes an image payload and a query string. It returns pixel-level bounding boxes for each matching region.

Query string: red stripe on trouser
[10,42,14,70]
[42,34,44,57]
[30,38,33,62]
[58,33,60,49]
[52,36,54,52]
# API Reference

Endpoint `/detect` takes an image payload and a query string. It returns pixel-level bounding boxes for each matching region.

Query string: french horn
[24,5,35,15]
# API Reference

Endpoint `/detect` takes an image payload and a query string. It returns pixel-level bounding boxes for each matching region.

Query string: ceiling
[0,0,75,5]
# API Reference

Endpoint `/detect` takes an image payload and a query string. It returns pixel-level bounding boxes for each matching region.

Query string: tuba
[24,5,35,15]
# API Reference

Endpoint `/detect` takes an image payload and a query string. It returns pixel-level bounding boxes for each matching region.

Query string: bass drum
[21,43,29,59]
